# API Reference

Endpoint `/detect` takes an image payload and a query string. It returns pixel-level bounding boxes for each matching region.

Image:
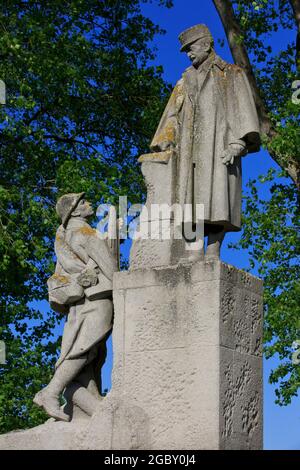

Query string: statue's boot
[205,229,225,259]
[64,382,101,417]
[33,356,87,422]
[33,389,70,422]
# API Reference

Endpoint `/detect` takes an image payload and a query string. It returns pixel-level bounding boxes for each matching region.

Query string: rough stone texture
[32,193,119,424]
[148,33,261,235]
[112,260,263,450]
[130,151,186,270]
[0,396,149,450]
[0,259,263,450]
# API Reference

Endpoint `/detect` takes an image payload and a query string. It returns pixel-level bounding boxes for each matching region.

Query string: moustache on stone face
[188,50,209,62]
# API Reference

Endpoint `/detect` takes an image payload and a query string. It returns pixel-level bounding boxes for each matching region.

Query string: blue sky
[34,0,299,450]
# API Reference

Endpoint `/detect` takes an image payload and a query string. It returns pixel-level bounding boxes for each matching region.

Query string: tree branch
[212,0,300,189]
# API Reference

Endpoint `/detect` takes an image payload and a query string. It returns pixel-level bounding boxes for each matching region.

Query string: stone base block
[112,259,263,450]
[0,396,149,450]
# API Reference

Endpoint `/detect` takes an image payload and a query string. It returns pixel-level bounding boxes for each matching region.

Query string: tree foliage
[230,169,300,405]
[0,0,171,432]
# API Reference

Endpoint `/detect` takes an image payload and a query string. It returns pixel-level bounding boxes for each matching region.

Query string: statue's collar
[213,54,227,70]
[183,53,227,98]
[189,53,227,74]
[197,52,216,72]
[66,217,89,228]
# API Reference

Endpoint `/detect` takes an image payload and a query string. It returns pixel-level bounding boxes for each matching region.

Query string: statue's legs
[63,337,109,419]
[182,238,205,261]
[33,355,88,422]
[63,380,100,418]
[206,227,225,259]
[180,221,204,262]
[180,224,226,261]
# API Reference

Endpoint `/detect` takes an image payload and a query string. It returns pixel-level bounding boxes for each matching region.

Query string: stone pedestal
[130,151,187,269]
[112,260,263,450]
[0,259,263,450]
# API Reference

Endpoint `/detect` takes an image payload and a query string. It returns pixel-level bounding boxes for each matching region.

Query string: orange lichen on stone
[55,234,63,244]
[138,150,173,163]
[171,81,183,101]
[78,226,96,236]
[172,82,184,110]
[227,63,243,73]
[152,122,176,146]
[216,67,226,77]
[51,273,70,284]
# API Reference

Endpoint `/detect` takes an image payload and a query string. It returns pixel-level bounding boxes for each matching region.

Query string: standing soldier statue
[34,193,118,421]
[150,24,261,260]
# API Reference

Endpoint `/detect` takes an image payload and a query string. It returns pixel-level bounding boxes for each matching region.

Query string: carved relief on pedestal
[234,318,251,354]
[242,392,260,438]
[221,285,236,324]
[251,297,260,333]
[222,360,252,439]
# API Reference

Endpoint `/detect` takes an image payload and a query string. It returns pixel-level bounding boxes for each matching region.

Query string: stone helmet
[179,24,213,52]
[56,192,85,228]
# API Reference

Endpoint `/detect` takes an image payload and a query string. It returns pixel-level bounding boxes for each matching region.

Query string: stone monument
[131,23,260,268]
[0,24,263,450]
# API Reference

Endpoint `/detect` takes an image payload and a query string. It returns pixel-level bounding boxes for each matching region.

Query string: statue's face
[186,37,212,67]
[73,198,94,218]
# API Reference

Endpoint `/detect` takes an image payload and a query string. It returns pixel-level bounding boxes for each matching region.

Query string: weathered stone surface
[0,420,83,450]
[130,151,184,269]
[33,193,118,423]
[0,396,149,450]
[112,259,263,450]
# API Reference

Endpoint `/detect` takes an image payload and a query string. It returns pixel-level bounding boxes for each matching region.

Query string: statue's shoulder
[55,224,66,245]
[56,224,65,236]
[182,65,194,79]
[173,76,185,97]
[66,218,97,238]
[213,57,245,85]
[180,66,195,89]
[222,61,244,75]
[213,55,228,71]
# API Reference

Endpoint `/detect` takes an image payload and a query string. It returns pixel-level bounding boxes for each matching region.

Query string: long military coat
[150,53,260,232]
[53,217,117,368]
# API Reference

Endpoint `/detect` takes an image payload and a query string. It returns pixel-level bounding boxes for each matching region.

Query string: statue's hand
[222,143,247,166]
[77,269,98,288]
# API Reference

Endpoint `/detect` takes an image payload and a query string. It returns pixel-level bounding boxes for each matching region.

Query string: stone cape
[150,54,260,232]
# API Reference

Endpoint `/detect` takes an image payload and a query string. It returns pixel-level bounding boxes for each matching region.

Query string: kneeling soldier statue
[34,192,118,422]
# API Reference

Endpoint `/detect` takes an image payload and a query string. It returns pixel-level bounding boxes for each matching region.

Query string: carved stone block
[112,259,263,449]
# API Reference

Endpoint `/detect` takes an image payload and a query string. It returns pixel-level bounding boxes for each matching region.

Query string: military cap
[56,192,85,227]
[179,24,213,52]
